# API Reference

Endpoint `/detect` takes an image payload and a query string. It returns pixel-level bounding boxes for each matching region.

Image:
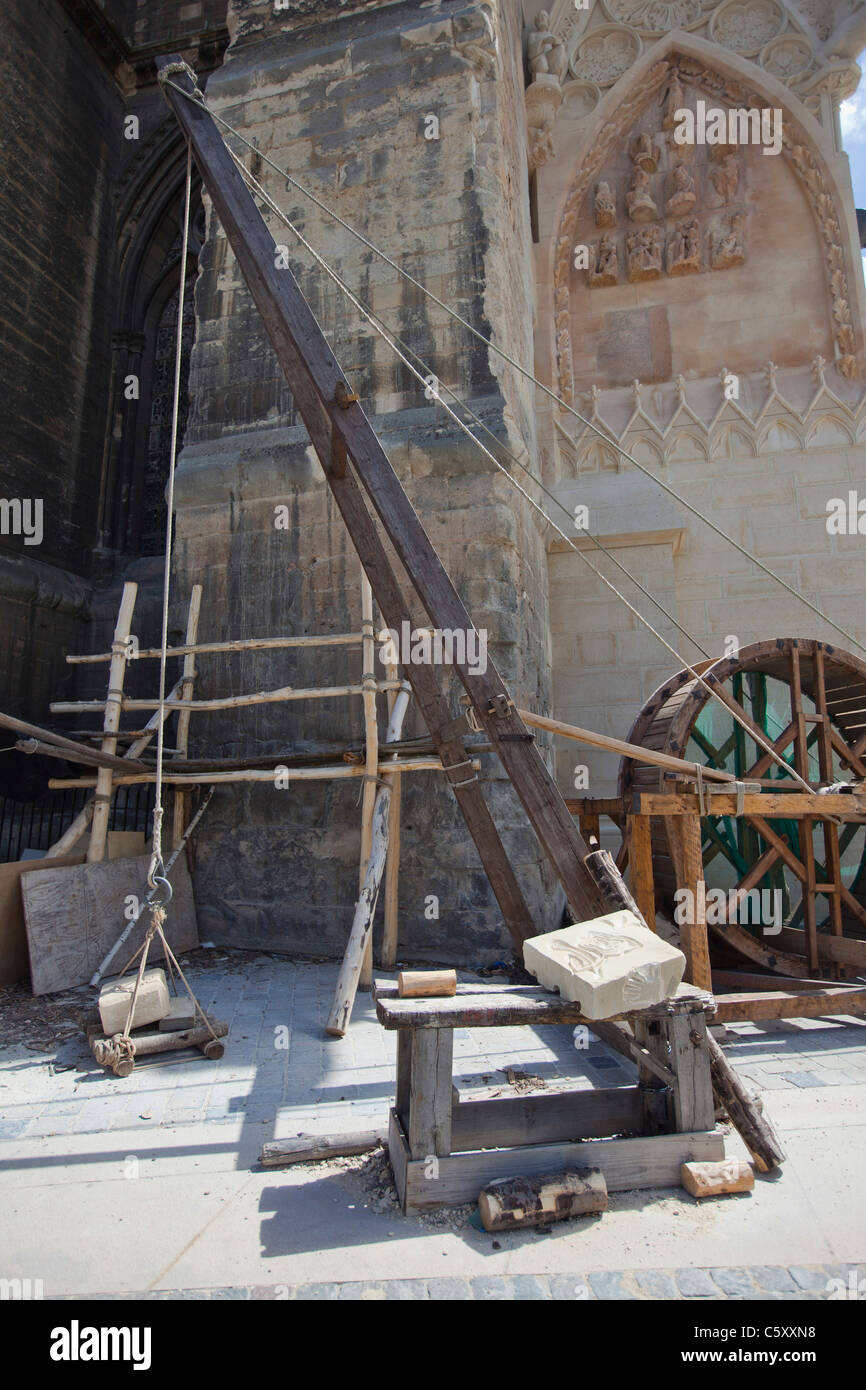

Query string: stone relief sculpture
[710,152,739,202]
[626,163,658,222]
[627,225,662,281]
[712,213,745,269]
[631,131,659,172]
[527,10,567,84]
[662,71,686,129]
[666,162,696,217]
[667,217,702,275]
[590,234,619,287]
[595,181,617,227]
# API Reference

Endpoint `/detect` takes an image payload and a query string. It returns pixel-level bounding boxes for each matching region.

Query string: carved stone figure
[594,181,617,228]
[710,153,739,203]
[662,72,685,130]
[626,226,662,281]
[666,163,696,218]
[667,217,701,276]
[712,213,745,269]
[527,11,567,84]
[631,132,659,172]
[589,234,618,288]
[626,165,658,223]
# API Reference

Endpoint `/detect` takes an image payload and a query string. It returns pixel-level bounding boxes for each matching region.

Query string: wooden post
[626,812,656,931]
[172,585,202,848]
[669,812,712,989]
[359,575,379,991]
[407,1028,453,1159]
[325,682,411,1035]
[382,660,402,970]
[87,583,137,863]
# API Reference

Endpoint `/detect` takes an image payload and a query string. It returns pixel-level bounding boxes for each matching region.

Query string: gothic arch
[548,31,864,405]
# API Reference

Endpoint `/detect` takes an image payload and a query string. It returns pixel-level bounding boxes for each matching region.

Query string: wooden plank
[407,1029,453,1158]
[393,1118,725,1212]
[634,791,866,818]
[0,854,86,987]
[157,59,610,931]
[626,813,656,929]
[22,853,198,995]
[706,1030,785,1172]
[714,987,866,1023]
[772,927,866,971]
[358,574,378,991]
[260,1130,387,1168]
[451,1087,644,1151]
[376,982,712,1030]
[712,969,832,992]
[565,798,625,818]
[381,663,403,970]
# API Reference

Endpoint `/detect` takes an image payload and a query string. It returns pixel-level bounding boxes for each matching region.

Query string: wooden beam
[634,791,866,819]
[714,987,866,1023]
[521,709,736,782]
[172,584,202,849]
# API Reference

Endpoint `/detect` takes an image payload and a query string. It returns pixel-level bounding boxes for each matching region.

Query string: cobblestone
[61,1264,853,1301]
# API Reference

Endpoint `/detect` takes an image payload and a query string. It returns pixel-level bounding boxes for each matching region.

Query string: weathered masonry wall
[0,0,126,738]
[174,0,562,960]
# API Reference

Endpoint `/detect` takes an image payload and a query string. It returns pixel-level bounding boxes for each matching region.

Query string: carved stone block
[626,165,658,223]
[523,909,686,1020]
[589,234,618,287]
[667,217,701,276]
[666,164,696,218]
[627,225,662,281]
[712,214,745,269]
[595,181,617,228]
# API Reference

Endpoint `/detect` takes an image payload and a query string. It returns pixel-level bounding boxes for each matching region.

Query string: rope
[149,143,193,893]
[162,78,866,662]
[229,154,814,793]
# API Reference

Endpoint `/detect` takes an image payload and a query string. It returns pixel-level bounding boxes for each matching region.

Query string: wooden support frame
[381,982,722,1213]
[158,58,623,938]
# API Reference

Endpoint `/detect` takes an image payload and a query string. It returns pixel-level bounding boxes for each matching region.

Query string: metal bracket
[335,380,359,409]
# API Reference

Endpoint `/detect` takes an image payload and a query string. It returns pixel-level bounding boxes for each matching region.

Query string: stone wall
[174,0,561,960]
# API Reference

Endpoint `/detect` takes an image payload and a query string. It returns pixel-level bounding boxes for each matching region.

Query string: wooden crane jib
[158,56,641,945]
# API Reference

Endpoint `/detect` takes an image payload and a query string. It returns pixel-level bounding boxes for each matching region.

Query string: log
[50,680,402,713]
[67,631,366,663]
[260,1130,388,1169]
[0,712,145,775]
[48,755,466,788]
[325,682,411,1036]
[478,1169,608,1232]
[706,1031,785,1172]
[681,1158,754,1199]
[88,583,138,862]
[519,709,737,783]
[398,969,457,998]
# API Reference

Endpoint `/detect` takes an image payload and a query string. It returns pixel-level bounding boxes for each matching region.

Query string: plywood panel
[22,853,198,995]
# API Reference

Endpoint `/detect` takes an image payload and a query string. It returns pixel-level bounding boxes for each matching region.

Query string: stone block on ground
[98,967,170,1035]
[681,1158,755,1199]
[522,910,686,1018]
[158,997,198,1032]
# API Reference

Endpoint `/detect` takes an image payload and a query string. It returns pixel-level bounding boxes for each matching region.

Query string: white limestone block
[98,967,170,1035]
[522,910,686,1019]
